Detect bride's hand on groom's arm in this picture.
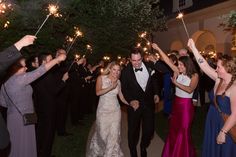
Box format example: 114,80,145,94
130,100,139,111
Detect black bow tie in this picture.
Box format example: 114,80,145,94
135,67,143,72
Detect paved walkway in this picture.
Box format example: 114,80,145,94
87,110,164,157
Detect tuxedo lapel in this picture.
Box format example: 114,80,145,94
128,65,145,92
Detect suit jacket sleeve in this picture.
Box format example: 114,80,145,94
0,45,21,74
151,72,162,97
120,68,134,104
0,113,10,149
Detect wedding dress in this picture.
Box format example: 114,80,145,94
87,75,124,157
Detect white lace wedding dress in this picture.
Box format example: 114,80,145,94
87,75,124,157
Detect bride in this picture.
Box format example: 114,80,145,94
87,61,128,157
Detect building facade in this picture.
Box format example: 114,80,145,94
155,0,236,55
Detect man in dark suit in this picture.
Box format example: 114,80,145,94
0,35,36,150
120,48,160,157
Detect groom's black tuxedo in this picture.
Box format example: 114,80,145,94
120,62,160,157
121,62,159,108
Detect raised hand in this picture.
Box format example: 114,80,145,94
76,58,84,65
151,43,160,51
14,35,37,51
187,39,196,50
110,80,118,90
56,53,66,62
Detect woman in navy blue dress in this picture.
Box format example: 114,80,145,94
188,39,236,157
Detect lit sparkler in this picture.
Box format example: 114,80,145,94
35,4,59,36
176,11,190,38
66,27,83,54
139,32,151,43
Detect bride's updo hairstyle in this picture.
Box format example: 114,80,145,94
101,61,120,75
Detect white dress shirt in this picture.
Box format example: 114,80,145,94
133,62,149,91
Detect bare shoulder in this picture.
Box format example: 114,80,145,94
229,81,236,98
230,81,236,92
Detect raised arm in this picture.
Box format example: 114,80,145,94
152,43,179,74
188,39,217,81
0,35,36,74
18,53,66,85
14,35,36,51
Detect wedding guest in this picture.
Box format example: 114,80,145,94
53,49,71,136
26,55,39,72
34,53,68,157
0,53,66,157
152,43,198,157
0,35,36,150
188,39,236,157
87,62,128,157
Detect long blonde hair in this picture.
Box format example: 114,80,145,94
101,61,120,75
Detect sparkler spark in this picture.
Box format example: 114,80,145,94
176,12,190,38
48,4,58,15
0,1,12,14
66,27,83,54
139,32,151,43
35,4,60,36
3,20,9,28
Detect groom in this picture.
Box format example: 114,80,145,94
120,48,160,157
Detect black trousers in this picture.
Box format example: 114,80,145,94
36,114,56,157
127,105,155,157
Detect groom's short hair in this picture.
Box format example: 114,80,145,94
130,47,143,57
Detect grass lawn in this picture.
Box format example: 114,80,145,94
52,114,95,157
155,105,208,156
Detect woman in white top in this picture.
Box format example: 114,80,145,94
152,43,199,157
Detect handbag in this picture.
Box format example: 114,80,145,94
3,84,37,125
214,79,236,143
22,113,38,125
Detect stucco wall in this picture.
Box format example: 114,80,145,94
153,0,236,55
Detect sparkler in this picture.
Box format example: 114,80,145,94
176,11,190,39
139,32,151,44
35,4,59,36
66,27,83,55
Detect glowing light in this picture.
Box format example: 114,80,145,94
176,13,183,19
35,4,60,36
0,1,12,15
136,43,141,47
48,4,59,15
66,27,83,54
176,12,190,38
139,31,151,43
3,20,10,28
